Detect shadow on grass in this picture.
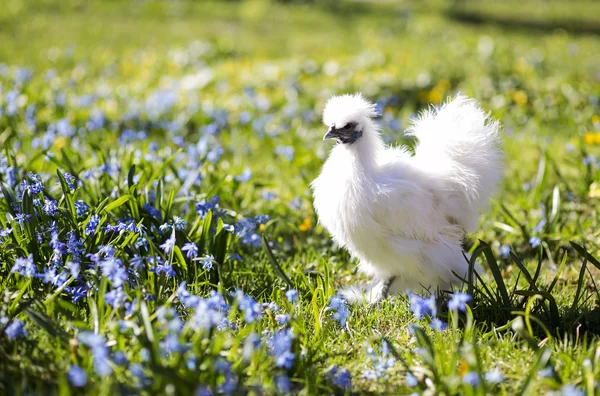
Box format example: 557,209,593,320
450,240,600,342
447,9,600,36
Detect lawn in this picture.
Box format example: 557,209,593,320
1,0,599,394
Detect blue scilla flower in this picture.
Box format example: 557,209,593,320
270,328,295,369
105,288,127,309
233,290,262,323
182,242,198,259
199,255,214,271
78,332,112,377
160,231,176,254
463,372,479,387
329,295,349,326
529,236,541,248
100,256,128,287
285,289,298,303
4,319,28,339
67,365,87,387
196,196,220,218
236,167,252,182
275,314,290,326
408,292,437,319
275,145,295,161
42,198,59,216
74,200,89,217
448,292,472,312
85,214,101,236
328,366,352,390
11,254,36,278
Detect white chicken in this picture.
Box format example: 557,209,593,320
311,93,503,303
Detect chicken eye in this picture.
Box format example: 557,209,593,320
342,123,353,130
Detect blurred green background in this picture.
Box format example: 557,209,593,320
2,0,600,65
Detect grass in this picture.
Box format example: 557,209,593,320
1,0,600,394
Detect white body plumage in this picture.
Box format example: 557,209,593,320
311,94,503,303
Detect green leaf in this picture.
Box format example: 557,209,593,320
479,240,511,307
128,164,137,189
24,306,71,347
262,235,293,289
570,241,600,271
102,194,134,213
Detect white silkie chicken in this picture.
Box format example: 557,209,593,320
311,93,503,303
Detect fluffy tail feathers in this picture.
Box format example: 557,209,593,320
407,95,504,232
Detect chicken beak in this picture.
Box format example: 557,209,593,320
323,127,335,141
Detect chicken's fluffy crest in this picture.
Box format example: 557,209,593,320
322,93,378,128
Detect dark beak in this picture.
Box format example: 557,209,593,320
323,127,337,141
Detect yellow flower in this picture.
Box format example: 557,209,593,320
589,182,600,198
595,133,600,144
458,359,469,376
513,91,528,106
584,132,595,144
54,136,66,150
592,115,600,125
428,89,443,104
299,217,312,232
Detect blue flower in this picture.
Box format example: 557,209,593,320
67,365,87,387
484,369,504,384
365,341,396,379
85,214,101,236
182,242,198,259
113,351,128,366
42,198,59,216
408,292,437,319
405,372,418,387
173,216,187,231
236,167,252,182
65,260,80,279
329,295,349,326
66,231,85,260
430,318,448,331
328,366,352,390
130,363,151,388
233,290,262,323
529,236,541,248
561,385,585,396
275,314,290,326
285,289,299,303
195,196,220,218
288,196,302,211
499,244,510,258
4,319,27,339
105,288,127,308
15,213,32,226
100,257,128,287
463,372,479,387
160,334,182,355
189,297,227,331
160,231,176,254
199,255,214,271
144,204,162,220
78,332,112,377
275,375,292,394
270,328,295,368
153,261,176,278
11,254,36,278
261,191,277,201
0,227,12,240
275,145,295,161
448,292,472,312
206,146,225,163
74,200,89,216
532,219,546,233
